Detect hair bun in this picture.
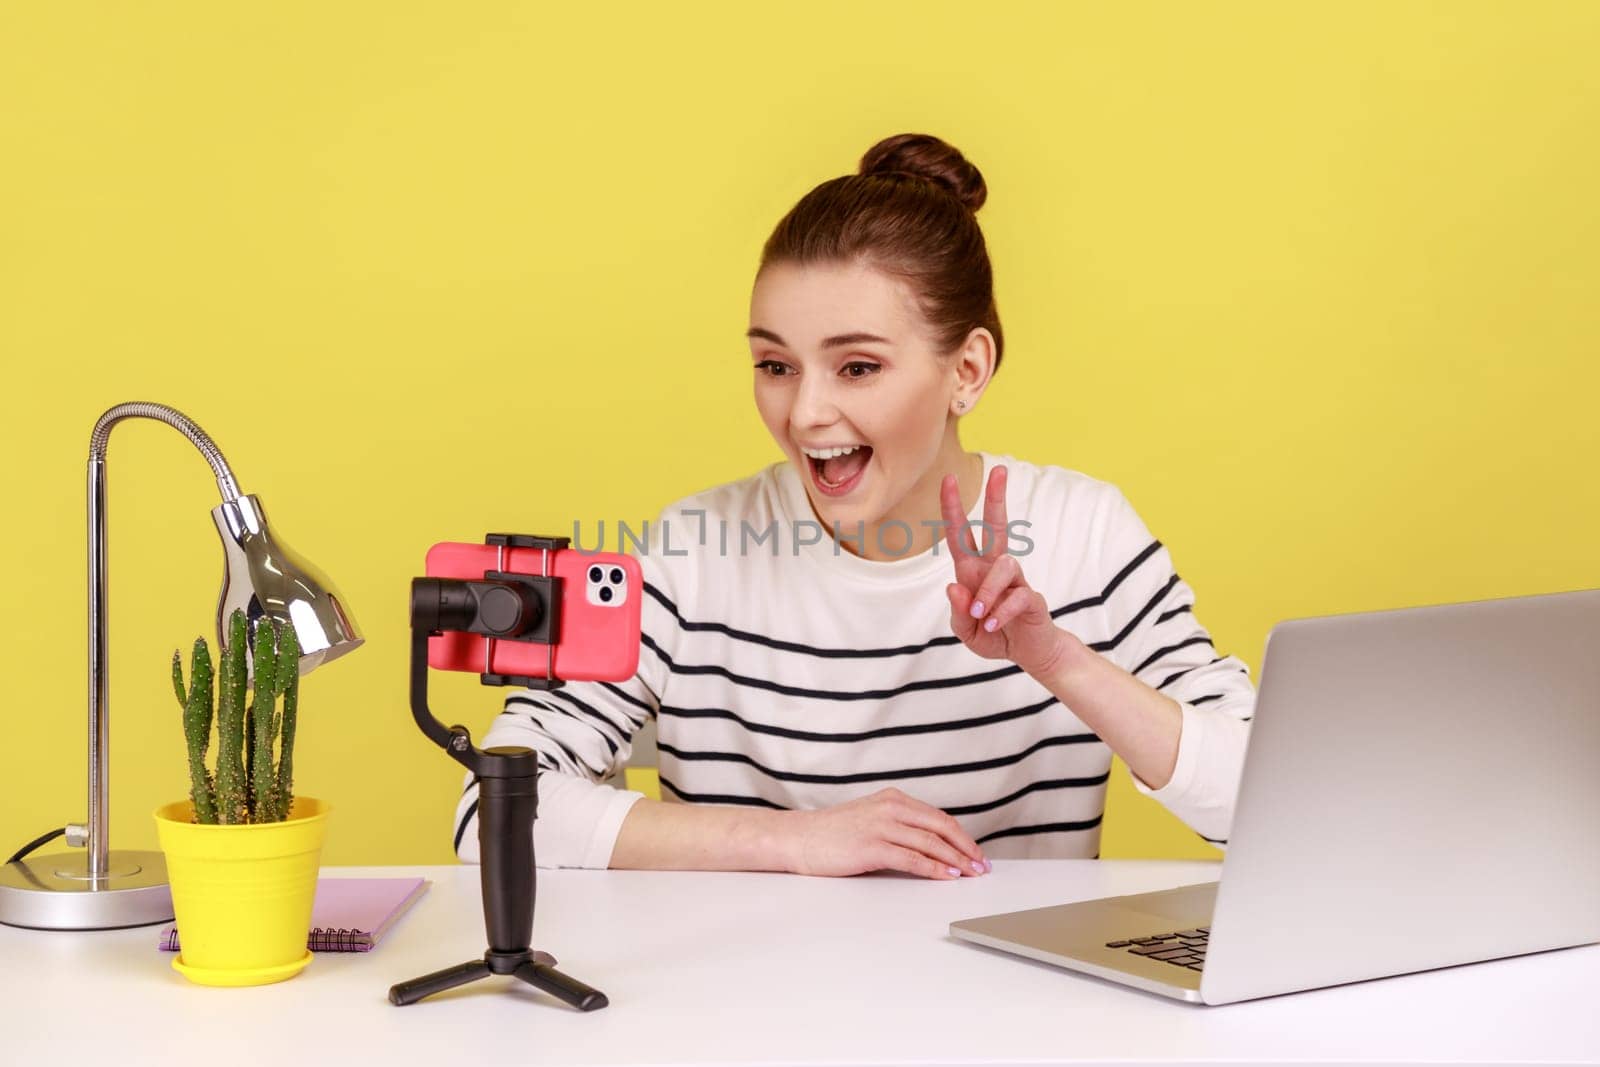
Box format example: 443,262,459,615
859,133,987,213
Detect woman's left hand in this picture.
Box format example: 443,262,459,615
942,464,1069,680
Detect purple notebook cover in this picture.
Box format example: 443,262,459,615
158,876,429,954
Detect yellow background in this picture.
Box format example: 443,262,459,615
2,2,1596,867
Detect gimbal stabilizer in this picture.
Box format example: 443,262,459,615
388,534,608,1011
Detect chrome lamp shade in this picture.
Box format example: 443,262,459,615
214,495,363,676
0,402,361,931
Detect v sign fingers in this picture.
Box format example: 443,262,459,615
979,463,1009,560
942,463,1069,680
939,471,980,562
940,467,1002,589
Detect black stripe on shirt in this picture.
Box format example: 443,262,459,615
657,774,788,809
1156,603,1194,625
1043,541,1165,623
509,695,623,758
513,690,638,752
1167,695,1252,727
650,625,1241,706
454,798,478,854
1093,571,1183,654
645,581,1091,659
597,679,658,719
640,544,1220,701
657,770,1111,818
976,815,1103,844
548,686,647,733
645,631,1028,701
944,771,1112,817
656,731,1103,787
1157,656,1226,690
642,539,1170,661
1176,693,1252,720
502,707,611,778
659,693,1061,744
1130,635,1216,678
1183,686,1251,711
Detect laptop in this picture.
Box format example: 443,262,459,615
950,587,1600,1005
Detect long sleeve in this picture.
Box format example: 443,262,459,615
1096,486,1257,848
451,511,682,869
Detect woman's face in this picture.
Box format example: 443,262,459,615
747,258,958,534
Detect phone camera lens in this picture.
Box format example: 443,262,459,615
609,568,623,583
589,566,602,582
599,586,613,603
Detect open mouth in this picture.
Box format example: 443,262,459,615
807,446,872,497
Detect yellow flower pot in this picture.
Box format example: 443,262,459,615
152,796,330,987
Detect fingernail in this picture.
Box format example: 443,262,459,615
983,858,993,873
983,617,998,632
970,860,984,874
970,601,985,618
946,866,962,878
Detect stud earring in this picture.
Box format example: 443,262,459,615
955,400,967,412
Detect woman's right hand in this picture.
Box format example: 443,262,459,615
782,787,991,879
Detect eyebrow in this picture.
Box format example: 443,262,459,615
746,328,892,349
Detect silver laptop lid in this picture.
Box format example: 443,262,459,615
1203,587,1600,1004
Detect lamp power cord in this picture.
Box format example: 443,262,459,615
7,827,69,865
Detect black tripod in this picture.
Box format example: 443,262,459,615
389,536,608,1010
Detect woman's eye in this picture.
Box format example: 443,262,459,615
753,360,878,380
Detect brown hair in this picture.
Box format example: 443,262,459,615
758,132,1004,375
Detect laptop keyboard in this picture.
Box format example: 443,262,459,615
1105,927,1208,970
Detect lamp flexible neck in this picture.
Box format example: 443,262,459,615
88,402,241,501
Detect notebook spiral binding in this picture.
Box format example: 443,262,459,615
162,925,376,952
310,927,371,952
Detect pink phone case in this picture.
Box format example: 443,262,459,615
424,541,642,684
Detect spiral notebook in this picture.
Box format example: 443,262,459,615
158,876,430,953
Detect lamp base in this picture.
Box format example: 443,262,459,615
0,849,173,930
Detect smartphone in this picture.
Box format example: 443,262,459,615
425,541,642,684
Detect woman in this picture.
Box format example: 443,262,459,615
453,133,1256,878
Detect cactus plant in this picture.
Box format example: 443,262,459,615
171,607,305,824
273,625,302,821
214,609,249,824
172,638,217,824
248,622,279,821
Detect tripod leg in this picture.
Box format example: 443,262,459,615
512,959,609,1012
389,959,492,1006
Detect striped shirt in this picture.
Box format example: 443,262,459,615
452,450,1257,868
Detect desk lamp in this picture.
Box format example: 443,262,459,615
0,401,363,931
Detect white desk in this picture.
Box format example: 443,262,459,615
6,859,1597,1066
